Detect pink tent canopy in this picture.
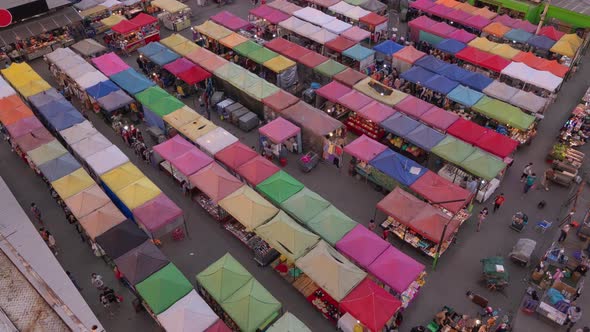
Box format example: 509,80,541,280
430,22,457,38
132,193,182,234
236,156,280,186
341,26,371,43
259,117,300,144
464,15,491,30
205,319,232,332
344,135,387,162
336,224,390,268
410,0,436,11
211,11,234,24
448,29,476,43
393,46,426,64
357,101,397,123
282,101,343,137
92,52,130,77
512,20,537,34
493,14,518,28
6,116,43,138
425,4,454,17
163,58,196,76
315,81,351,103
153,135,194,161
444,10,472,26
408,15,437,32
265,10,290,24
189,163,244,203
394,95,434,118
368,246,425,293
409,170,470,213
338,91,373,112
539,26,565,41
249,5,273,18
262,90,299,112
214,142,258,171
226,16,251,31
170,148,213,177
419,106,459,131
264,38,295,54
14,127,53,152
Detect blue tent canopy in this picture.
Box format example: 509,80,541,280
143,108,165,130
138,42,167,57
381,112,421,137
38,153,81,182
405,124,446,151
504,29,532,43
435,39,466,55
45,108,85,131
97,90,134,112
373,40,404,56
400,66,436,85
37,99,76,119
459,72,493,92
423,74,459,95
86,80,120,99
447,85,484,107
28,88,63,109
438,64,472,81
110,69,155,95
528,35,555,50
369,149,428,186
149,49,181,66
414,55,450,73
342,44,376,61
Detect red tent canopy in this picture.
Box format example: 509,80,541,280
112,20,139,34
394,95,434,118
280,43,313,62
377,187,425,226
315,81,351,103
455,46,493,67
132,193,182,235
479,54,510,72
333,68,367,88
410,0,436,11
447,118,487,144
359,12,387,27
163,58,196,76
539,26,565,41
298,51,328,67
340,279,402,332
409,170,471,214
130,13,157,27
265,10,289,24
236,156,280,186
249,4,273,18
262,90,299,112
475,130,518,159
411,207,458,243
259,117,300,144
344,135,387,162
214,142,258,171
325,36,356,53
177,66,212,85
264,38,294,53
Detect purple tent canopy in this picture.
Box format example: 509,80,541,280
336,225,389,268
368,246,425,293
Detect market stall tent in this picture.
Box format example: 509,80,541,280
196,253,253,302
376,187,425,226
369,149,428,186
435,39,467,55
324,20,353,35
133,193,183,238
14,127,54,152
447,118,487,145
336,225,389,268
447,85,484,107
344,135,387,162
154,135,194,161
411,207,459,243
113,240,169,285
475,130,518,159
71,38,107,57
79,202,127,240
394,95,434,118
206,319,232,332
170,149,213,178
409,170,470,214
161,33,189,49
189,163,243,203
215,142,258,171
256,171,304,205
236,156,281,186
459,149,506,181
6,116,43,139
163,106,201,130
110,69,155,95
92,52,131,76
100,162,144,192
163,58,197,76
280,188,331,224
295,240,367,301
373,40,404,57
115,176,162,210
314,59,348,78
431,136,475,165
405,124,447,151
267,312,311,332
218,186,279,231
281,101,343,137
482,81,519,103
305,205,357,246
157,290,218,332
508,90,547,114
264,38,295,54
64,184,110,220
262,90,299,113
51,168,95,199
38,154,82,182
315,81,352,104
0,98,33,126
353,77,408,107
27,140,67,166
196,127,239,156
97,90,134,113
95,219,148,259
368,246,426,294
297,52,328,68
527,35,556,51
85,145,130,175
259,117,301,144
356,100,397,124
135,263,193,315
178,117,217,144
381,113,421,137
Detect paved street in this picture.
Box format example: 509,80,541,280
1,1,589,331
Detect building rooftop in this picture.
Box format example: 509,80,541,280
550,0,590,16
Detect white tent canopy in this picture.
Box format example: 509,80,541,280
344,6,371,21
309,29,338,45
293,22,322,38
324,19,352,35
157,290,219,332
0,77,16,98
295,241,366,301
501,62,561,92
71,132,113,158
294,7,335,26
64,63,98,79
482,81,519,103
267,312,311,332
85,145,129,175
196,127,238,156
60,121,99,145
508,90,547,113
45,47,77,64
278,17,306,31
53,55,87,72
75,71,109,90
329,2,355,15
101,0,122,8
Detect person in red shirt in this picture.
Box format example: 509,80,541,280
382,226,391,240
493,193,505,213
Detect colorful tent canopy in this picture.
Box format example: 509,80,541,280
6,116,43,138
256,171,304,205
64,184,110,220
236,156,280,186
482,81,519,103
214,142,257,171
304,205,357,246
475,130,518,159
448,29,476,43
394,95,434,118
135,263,193,315
97,90,134,112
38,100,85,131
282,101,343,137
338,91,373,112
264,38,295,54
185,47,215,65
163,106,201,130
169,147,213,178
71,38,107,56
50,167,95,199
483,22,511,37
133,192,183,236
340,26,371,42
100,162,144,193
150,49,181,66
399,66,436,85
459,149,506,180
297,51,328,67
161,33,189,49
333,68,367,88
409,170,470,214
92,52,130,76
196,253,252,302
509,90,547,114
267,312,310,332
423,74,460,94
373,40,404,56
309,29,338,45
278,16,306,32
539,26,565,41
325,36,356,53
356,101,397,124
163,58,196,76
342,44,375,61
262,90,299,112
255,210,320,261
189,163,243,202
528,35,556,50
323,19,352,35
360,11,387,26
336,225,389,267
263,56,296,73
79,202,126,240
196,127,238,156
368,245,425,294
447,85,484,107
458,72,493,91
115,177,162,210
157,290,218,332
38,153,81,182
489,43,521,60
112,19,139,34
14,127,53,152
435,38,466,55
136,86,184,117
247,47,279,65
178,117,217,142
431,136,475,165
410,0,435,11
353,77,407,107
315,81,351,104
406,124,446,151
95,219,148,259
218,186,279,231
376,187,423,226
154,135,194,161
27,140,67,166
340,279,402,332
370,149,427,186
110,69,155,95
472,96,535,130
195,21,233,40
381,113,420,137
504,29,532,43
280,187,331,224
344,135,387,162
234,40,263,57
244,79,280,101
85,145,129,175
294,6,335,26
314,59,347,78
259,117,300,144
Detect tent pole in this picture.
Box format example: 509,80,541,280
183,214,190,239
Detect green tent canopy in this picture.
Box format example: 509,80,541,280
459,149,506,180
234,40,263,57
256,171,304,205
214,62,246,81
220,278,282,332
305,205,357,246
135,263,193,314
135,86,184,117
267,312,311,332
228,70,261,91
247,47,278,65
313,59,347,78
244,79,280,101
280,187,331,223
472,96,534,131
431,136,476,165
196,253,253,302
419,30,444,46
135,86,170,106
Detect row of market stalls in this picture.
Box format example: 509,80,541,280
0,67,233,332
105,13,161,53
410,0,585,62
75,0,136,35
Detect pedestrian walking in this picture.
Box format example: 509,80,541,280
523,173,537,193
91,273,104,290
67,271,83,291
566,306,582,332
181,180,190,196
30,202,42,224
558,223,572,242
368,219,376,231
520,162,533,182
493,193,505,213
39,228,57,255
476,207,488,232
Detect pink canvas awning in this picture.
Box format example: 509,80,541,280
214,142,258,171
357,101,397,124
341,26,371,43
133,193,182,234
153,135,194,161
376,187,425,226
338,91,373,112
236,156,280,186
259,117,300,144
512,20,537,33
163,58,196,76
297,51,327,67
249,5,273,18
92,52,130,76
261,90,299,112
6,116,43,138
393,46,426,64
344,135,387,162
368,246,425,293
170,148,213,177
409,170,470,213
410,0,436,11
282,101,343,137
464,15,491,30
419,106,459,131
444,10,472,26
430,22,457,38
264,38,295,54
336,224,389,268
425,4,453,17
448,29,476,43
394,95,434,118
189,163,244,203
315,81,351,103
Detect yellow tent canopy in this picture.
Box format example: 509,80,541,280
163,106,202,130
1,62,34,81
80,5,107,18
263,55,296,73
51,168,95,199
468,37,499,52
472,7,497,20
27,140,67,166
115,176,162,210
560,33,582,49
171,41,200,56
101,14,126,27
17,80,52,98
551,34,583,58
353,77,407,107
219,186,279,231
179,117,216,142
152,0,188,13
219,33,249,49
489,44,521,60
194,20,232,41
185,47,216,65
161,34,190,49
100,162,145,192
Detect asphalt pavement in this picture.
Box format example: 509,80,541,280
0,1,589,331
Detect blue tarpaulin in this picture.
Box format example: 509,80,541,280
381,112,421,137
110,69,155,95
423,75,459,95
38,101,85,131
86,80,120,99
414,55,450,73
527,35,556,50
435,39,466,55
438,64,472,82
369,149,428,186
143,108,165,130
447,85,484,107
504,29,532,43
400,66,436,84
38,153,81,182
459,72,493,92
28,88,63,109
373,40,404,56
149,49,181,66
342,44,376,61
138,42,167,57
405,124,446,151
